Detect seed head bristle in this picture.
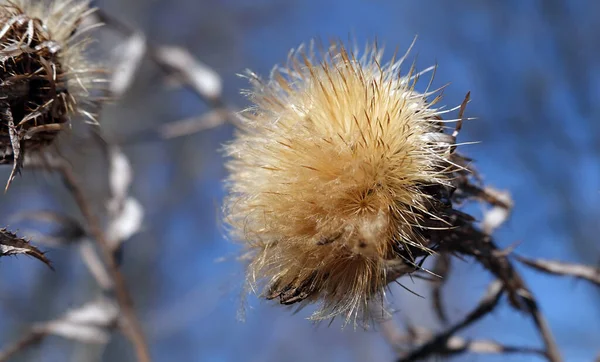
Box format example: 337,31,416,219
0,0,102,190
225,40,467,325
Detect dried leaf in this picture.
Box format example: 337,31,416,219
106,197,143,247
110,32,146,97
107,146,132,207
481,188,513,234
35,298,119,344
0,228,52,269
154,46,222,101
105,146,144,250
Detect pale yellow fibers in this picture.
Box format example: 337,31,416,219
225,41,459,323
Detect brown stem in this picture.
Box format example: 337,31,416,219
0,330,45,362
58,162,151,362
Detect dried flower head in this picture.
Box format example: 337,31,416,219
0,0,100,189
225,40,468,324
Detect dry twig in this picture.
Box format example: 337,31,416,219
516,255,600,286
53,156,150,362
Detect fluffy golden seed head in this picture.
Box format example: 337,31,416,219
0,0,100,187
225,41,463,324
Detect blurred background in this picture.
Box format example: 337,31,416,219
0,0,598,361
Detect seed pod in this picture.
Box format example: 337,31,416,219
224,40,469,325
0,0,100,189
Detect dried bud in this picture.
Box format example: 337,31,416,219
0,0,100,189
224,40,468,324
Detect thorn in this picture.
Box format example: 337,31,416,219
494,240,522,258
1,101,23,192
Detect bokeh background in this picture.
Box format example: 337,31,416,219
0,0,598,361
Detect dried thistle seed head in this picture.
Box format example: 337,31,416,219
0,0,100,189
224,40,466,324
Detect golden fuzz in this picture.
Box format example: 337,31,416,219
0,0,100,188
225,41,463,324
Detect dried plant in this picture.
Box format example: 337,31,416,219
222,37,600,361
0,0,100,190
223,40,474,324
0,2,152,361
0,2,596,361
0,6,236,359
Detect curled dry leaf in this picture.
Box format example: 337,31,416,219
0,227,52,268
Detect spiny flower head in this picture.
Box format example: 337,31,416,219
0,0,101,189
225,40,466,324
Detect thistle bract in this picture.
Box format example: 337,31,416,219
0,0,99,189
